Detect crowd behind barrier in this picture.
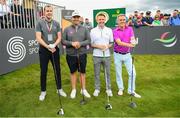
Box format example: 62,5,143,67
126,9,180,27
0,0,64,29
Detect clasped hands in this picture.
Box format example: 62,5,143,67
48,44,56,53
72,41,81,49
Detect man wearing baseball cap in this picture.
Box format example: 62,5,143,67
62,11,91,99
142,11,154,26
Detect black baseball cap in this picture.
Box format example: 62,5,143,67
146,11,151,15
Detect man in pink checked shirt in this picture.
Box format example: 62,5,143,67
113,14,141,98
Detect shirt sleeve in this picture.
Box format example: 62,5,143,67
113,29,119,41
80,28,91,46
62,28,72,46
56,22,61,32
35,21,41,32
130,27,135,37
109,29,114,43
90,29,95,44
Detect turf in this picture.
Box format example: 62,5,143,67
0,55,180,117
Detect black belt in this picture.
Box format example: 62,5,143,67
114,51,129,55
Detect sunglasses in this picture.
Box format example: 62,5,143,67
119,19,126,21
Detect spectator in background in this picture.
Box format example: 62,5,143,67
133,11,138,19
169,9,180,26
140,12,144,19
134,16,143,28
0,0,11,28
80,16,84,26
161,14,170,26
83,18,92,31
152,15,163,26
127,14,134,26
142,11,153,26
155,10,163,20
11,0,24,28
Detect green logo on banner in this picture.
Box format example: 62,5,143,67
154,32,177,47
93,8,126,28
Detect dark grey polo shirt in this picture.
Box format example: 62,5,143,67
62,25,91,56
36,19,61,45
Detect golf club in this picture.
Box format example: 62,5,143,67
76,49,87,105
103,51,112,110
129,38,138,108
51,53,65,115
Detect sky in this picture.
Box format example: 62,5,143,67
40,0,180,21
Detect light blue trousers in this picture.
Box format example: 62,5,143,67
114,52,136,93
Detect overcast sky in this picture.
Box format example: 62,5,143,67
40,0,180,21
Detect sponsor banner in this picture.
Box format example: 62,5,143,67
133,26,180,54
61,10,74,31
0,27,179,75
0,29,39,75
93,8,126,28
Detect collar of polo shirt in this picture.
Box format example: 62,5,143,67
117,25,128,31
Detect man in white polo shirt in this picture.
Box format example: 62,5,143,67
90,13,114,97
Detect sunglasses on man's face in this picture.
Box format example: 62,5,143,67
73,16,80,18
119,19,126,21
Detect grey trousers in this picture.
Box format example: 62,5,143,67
93,56,111,90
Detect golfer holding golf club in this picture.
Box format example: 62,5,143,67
36,5,67,101
62,11,91,99
90,13,114,97
113,14,141,98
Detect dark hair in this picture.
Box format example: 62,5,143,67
174,9,178,12
44,5,52,11
164,13,169,16
146,11,151,15
134,11,138,13
97,13,106,18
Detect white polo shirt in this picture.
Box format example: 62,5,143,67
90,26,114,57
0,4,10,16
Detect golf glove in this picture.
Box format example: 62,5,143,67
48,44,56,49
130,38,138,45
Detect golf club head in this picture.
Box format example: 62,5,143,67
80,99,87,105
129,102,137,108
105,103,112,110
57,108,64,116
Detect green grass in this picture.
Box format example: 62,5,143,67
0,55,180,117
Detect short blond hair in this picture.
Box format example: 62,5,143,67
117,14,126,19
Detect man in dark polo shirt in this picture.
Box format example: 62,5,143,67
142,11,154,26
62,11,91,99
36,5,67,101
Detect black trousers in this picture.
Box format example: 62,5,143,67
39,46,61,91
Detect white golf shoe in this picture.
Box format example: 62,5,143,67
81,89,91,98
106,90,113,97
118,90,123,96
93,89,100,97
128,92,141,98
57,89,67,97
70,89,76,99
39,91,46,101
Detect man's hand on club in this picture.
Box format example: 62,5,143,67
130,38,138,47
72,41,81,49
101,44,109,51
48,44,56,53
